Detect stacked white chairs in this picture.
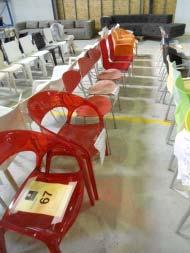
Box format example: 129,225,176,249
43,28,67,60
50,23,75,54
19,35,55,77
2,40,47,83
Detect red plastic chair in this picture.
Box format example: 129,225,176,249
87,47,122,83
78,55,120,96
27,91,107,202
99,38,131,72
0,130,85,253
62,69,117,128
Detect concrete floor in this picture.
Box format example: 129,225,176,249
1,37,190,252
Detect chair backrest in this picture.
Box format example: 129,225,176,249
0,130,63,171
62,69,81,93
173,68,190,131
173,68,187,105
111,29,120,43
50,23,65,42
32,32,46,50
0,105,26,132
2,40,23,63
78,55,94,78
185,108,190,131
43,28,54,45
19,35,38,56
99,38,110,69
166,55,177,94
107,34,115,61
0,105,27,174
98,26,109,38
0,49,7,69
163,44,182,72
175,96,190,132
27,91,103,126
88,47,101,65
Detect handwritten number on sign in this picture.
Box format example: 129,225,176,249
40,191,52,204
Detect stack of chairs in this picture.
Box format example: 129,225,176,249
156,28,190,236
0,25,137,253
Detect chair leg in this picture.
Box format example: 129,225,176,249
0,197,8,209
46,242,62,253
162,89,168,104
170,167,178,189
118,95,121,111
0,227,6,253
166,121,175,145
111,109,117,129
4,169,18,191
86,157,99,200
176,204,190,234
58,46,65,64
164,96,173,121
168,154,175,172
77,155,94,205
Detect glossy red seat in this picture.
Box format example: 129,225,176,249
27,91,107,202
108,34,134,62
0,130,85,253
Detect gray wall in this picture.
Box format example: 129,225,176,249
0,1,14,25
11,0,54,22
175,0,190,34
2,0,55,24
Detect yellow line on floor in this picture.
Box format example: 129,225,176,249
52,110,171,127
105,115,171,126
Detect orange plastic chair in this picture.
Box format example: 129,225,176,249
111,28,137,55
111,30,135,56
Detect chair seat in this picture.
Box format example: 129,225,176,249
0,64,23,73
64,35,74,41
0,72,8,79
89,80,116,94
31,50,50,57
58,123,102,156
1,170,84,239
17,57,38,65
98,69,122,80
76,95,112,117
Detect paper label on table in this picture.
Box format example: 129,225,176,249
13,179,76,218
94,128,106,165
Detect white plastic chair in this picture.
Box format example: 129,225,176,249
2,40,46,83
0,49,29,93
43,28,67,58
50,23,75,54
19,35,55,77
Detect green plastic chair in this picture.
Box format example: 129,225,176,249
174,72,190,132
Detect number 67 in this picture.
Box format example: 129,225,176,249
40,191,52,204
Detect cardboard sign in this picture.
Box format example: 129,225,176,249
13,179,76,218
94,128,106,165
